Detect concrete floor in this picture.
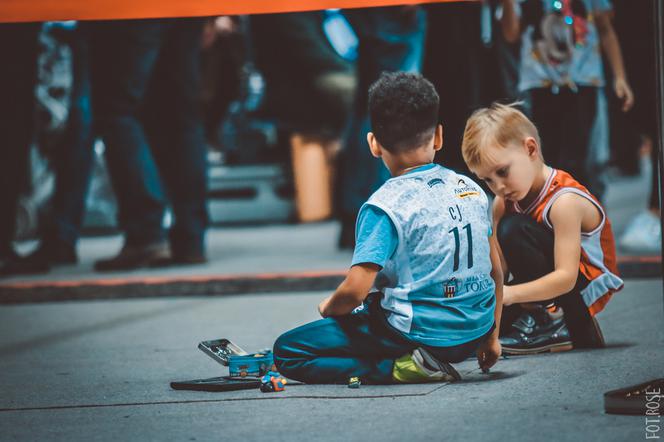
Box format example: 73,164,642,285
0,279,662,441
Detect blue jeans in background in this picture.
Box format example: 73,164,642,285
44,25,96,249
89,19,208,255
0,23,40,256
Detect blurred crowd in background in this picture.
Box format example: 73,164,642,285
0,0,659,277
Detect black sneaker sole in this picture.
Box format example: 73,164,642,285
502,341,574,355
417,347,462,381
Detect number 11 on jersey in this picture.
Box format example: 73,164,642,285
449,223,473,272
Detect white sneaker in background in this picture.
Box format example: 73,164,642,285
619,211,662,254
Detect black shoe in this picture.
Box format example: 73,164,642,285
0,248,22,277
500,307,573,355
94,242,170,272
5,239,78,275
151,251,207,267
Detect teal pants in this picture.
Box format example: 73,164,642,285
273,294,490,384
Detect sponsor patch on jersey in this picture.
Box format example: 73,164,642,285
455,179,480,198
427,178,444,188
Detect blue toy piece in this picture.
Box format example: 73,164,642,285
260,371,287,393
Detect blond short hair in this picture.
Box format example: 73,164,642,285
461,102,541,167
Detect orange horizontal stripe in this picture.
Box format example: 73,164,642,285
0,0,476,24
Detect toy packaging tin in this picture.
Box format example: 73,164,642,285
228,352,276,378
198,338,249,366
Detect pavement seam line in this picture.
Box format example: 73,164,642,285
0,383,457,413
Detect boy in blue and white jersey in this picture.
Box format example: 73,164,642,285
273,72,503,384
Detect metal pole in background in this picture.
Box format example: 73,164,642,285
656,0,664,314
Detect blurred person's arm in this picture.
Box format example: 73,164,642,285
595,10,634,112
500,0,520,43
318,264,379,317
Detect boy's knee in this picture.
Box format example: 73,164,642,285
272,330,298,374
272,332,288,359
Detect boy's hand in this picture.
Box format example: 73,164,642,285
476,335,501,372
614,77,634,112
318,296,331,318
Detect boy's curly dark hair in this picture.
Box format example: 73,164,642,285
368,71,439,153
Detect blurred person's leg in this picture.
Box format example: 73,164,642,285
648,137,660,212
530,88,565,170
14,25,97,274
89,20,170,270
586,88,610,201
251,12,355,223
143,18,208,262
610,0,655,177
423,2,485,174
613,0,661,254
530,87,597,190
0,23,40,269
337,6,426,249
619,135,662,254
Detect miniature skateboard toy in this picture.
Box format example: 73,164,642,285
171,376,262,392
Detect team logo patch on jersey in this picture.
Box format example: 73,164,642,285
443,278,459,298
455,179,480,198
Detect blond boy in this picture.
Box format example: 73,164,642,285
462,103,623,354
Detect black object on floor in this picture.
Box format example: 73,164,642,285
604,378,664,415
170,376,262,392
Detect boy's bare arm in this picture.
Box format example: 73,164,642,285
595,10,634,112
477,234,504,371
318,263,380,317
492,197,509,278
489,235,504,334
502,193,585,305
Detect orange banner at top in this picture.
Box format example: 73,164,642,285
0,0,475,23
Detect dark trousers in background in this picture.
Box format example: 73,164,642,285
337,7,427,221
424,1,501,175
497,213,596,347
530,87,597,194
44,25,96,248
0,23,41,255
89,19,208,255
273,294,489,384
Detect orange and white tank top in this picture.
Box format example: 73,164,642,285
506,168,623,316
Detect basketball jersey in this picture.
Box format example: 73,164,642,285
505,168,623,315
363,164,495,347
